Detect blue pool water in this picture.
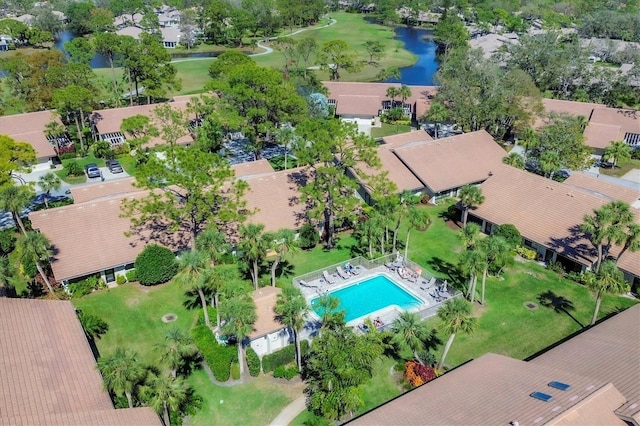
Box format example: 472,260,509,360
310,274,422,322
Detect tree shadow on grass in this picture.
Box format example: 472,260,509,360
537,290,585,328
428,256,465,288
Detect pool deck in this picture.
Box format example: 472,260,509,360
296,262,457,331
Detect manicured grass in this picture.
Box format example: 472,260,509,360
187,370,304,426
72,281,198,365
371,123,414,139
599,158,640,178
116,154,137,176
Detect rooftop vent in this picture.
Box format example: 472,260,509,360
548,381,571,391
530,391,553,402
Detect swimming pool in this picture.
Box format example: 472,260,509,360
310,274,423,322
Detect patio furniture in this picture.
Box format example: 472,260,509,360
351,265,361,275
299,280,316,289
337,266,350,279
323,270,336,285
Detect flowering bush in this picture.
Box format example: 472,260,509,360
404,360,437,387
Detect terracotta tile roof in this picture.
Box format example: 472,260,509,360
381,129,433,147
91,101,193,147
352,353,615,425
29,192,188,281
249,286,285,339
563,172,640,205
392,130,506,193
231,159,275,178
70,177,140,204
590,107,640,133
0,298,160,425
323,82,437,118
473,165,608,265
0,110,60,160
532,304,640,423
243,167,311,232
584,122,624,149
542,99,601,119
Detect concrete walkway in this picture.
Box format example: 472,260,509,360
269,396,306,426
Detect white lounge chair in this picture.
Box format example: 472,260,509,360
323,270,336,284
336,266,350,279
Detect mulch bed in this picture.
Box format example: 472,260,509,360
445,219,462,231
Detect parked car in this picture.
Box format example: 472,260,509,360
106,160,123,174
85,163,101,179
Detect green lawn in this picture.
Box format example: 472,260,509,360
599,158,640,178
371,123,414,139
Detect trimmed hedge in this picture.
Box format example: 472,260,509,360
273,365,299,380
262,340,309,373
191,325,236,382
246,347,261,377
197,306,217,326
231,362,240,380
134,244,178,285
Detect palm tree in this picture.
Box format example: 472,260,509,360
581,201,632,273
436,298,477,370
238,223,269,290
424,101,449,139
404,206,431,259
459,248,485,303
77,310,109,343
458,185,484,226
586,261,629,326
398,84,412,110
276,126,296,170
478,235,511,305
203,265,235,331
603,141,631,168
391,311,431,365
274,286,309,372
195,227,230,265
38,172,62,208
386,86,400,107
269,228,298,287
458,223,481,250
97,348,146,408
44,120,66,153
502,152,525,169
174,250,212,327
0,184,34,235
221,297,256,379
0,255,15,295
142,373,188,426
539,150,562,179
617,223,640,261
19,231,55,294
517,127,538,161
157,328,198,378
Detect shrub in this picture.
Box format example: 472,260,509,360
494,224,522,248
273,365,299,380
404,360,436,387
94,140,114,159
191,325,236,382
546,260,565,274
0,230,16,255
125,269,137,282
134,244,178,285
116,275,127,285
246,347,261,376
22,260,37,278
298,224,319,250
58,152,77,160
262,340,309,373
516,246,537,260
67,276,104,298
63,159,84,176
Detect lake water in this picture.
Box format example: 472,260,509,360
384,26,439,86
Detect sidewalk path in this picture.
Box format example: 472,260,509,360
269,396,306,426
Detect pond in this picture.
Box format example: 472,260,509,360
384,26,439,86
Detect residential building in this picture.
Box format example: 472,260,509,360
0,110,70,168
354,130,506,203
249,286,291,358
351,304,640,425
322,82,437,123
0,298,160,425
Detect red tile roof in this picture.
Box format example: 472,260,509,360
563,172,640,205
243,167,311,232
231,159,275,177
70,177,140,204
323,82,437,118
392,130,506,193
249,286,285,339
0,298,160,425
0,110,60,160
